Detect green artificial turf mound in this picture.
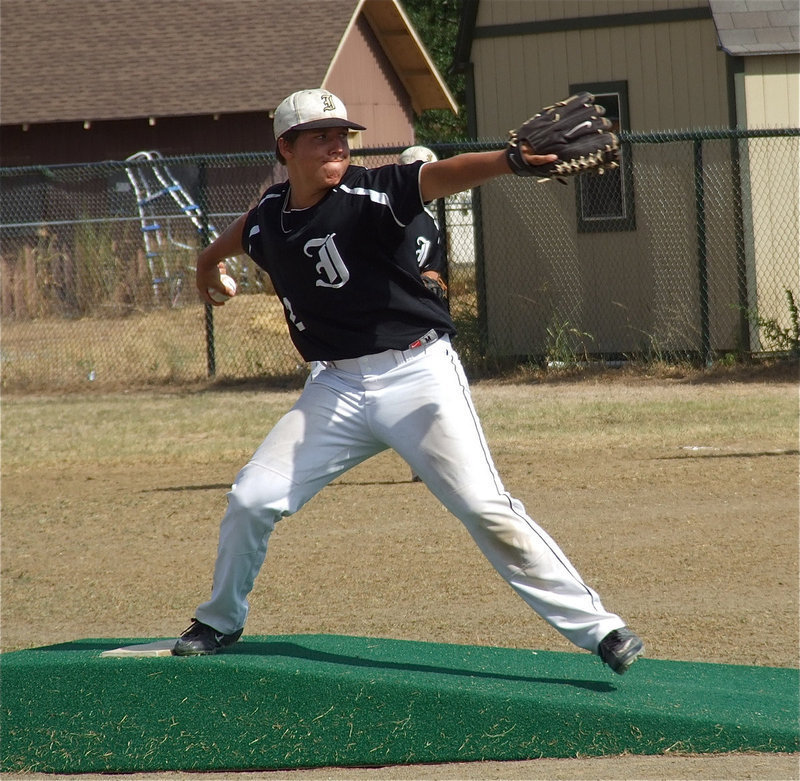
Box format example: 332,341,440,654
2,634,797,773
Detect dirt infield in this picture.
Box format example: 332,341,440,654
2,366,798,779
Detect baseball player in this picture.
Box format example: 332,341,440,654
175,89,643,674
398,144,448,302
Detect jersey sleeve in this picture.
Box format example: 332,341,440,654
355,161,427,228
242,185,282,266
242,208,261,264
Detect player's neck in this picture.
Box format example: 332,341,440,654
286,183,328,210
282,187,312,213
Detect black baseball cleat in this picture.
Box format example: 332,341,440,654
172,619,243,656
599,627,644,674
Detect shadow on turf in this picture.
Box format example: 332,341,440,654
657,448,799,460
35,638,615,692
234,640,616,692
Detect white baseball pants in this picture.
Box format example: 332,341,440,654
194,336,626,653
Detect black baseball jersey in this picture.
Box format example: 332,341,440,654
242,161,456,361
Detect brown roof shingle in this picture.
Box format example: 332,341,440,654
0,0,358,124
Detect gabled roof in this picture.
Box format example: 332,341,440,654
359,0,455,116
709,0,800,55
0,0,457,126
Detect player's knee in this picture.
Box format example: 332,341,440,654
454,491,531,536
226,464,293,530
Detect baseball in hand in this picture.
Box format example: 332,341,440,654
208,274,237,302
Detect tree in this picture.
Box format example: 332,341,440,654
400,0,467,143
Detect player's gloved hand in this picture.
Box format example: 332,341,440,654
422,273,448,301
506,92,619,181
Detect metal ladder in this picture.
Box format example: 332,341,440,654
124,150,218,304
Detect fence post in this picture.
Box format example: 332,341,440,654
472,186,488,356
197,159,216,377
729,134,751,354
693,139,712,366
436,196,449,286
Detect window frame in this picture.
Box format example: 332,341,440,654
569,80,636,233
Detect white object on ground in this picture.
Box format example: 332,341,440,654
100,639,178,657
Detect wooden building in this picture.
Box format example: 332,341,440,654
455,0,799,357
0,0,457,167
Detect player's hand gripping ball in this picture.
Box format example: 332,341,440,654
208,274,237,303
506,92,619,180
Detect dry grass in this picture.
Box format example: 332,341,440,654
3,292,796,395
0,294,305,393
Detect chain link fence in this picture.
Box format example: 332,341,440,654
1,129,797,392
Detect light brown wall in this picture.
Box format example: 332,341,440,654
739,55,800,348
743,54,800,129
472,1,728,137
327,15,415,148
470,1,741,356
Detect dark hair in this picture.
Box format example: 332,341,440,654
275,130,300,165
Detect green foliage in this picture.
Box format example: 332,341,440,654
745,288,800,356
72,220,121,312
399,0,468,142
450,309,484,372
787,289,800,352
545,317,595,367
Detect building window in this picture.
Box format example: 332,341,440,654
570,81,635,232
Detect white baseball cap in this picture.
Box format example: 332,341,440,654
399,145,438,164
273,89,366,140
